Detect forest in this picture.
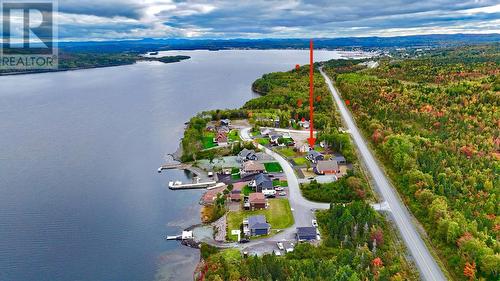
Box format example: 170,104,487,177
327,44,499,281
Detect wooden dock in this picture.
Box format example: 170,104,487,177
158,163,191,173
168,180,217,190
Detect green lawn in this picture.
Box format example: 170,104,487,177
272,179,288,187
242,185,253,196
226,199,294,241
293,157,308,166
276,147,296,157
228,130,241,142
255,138,270,145
202,131,217,149
264,162,283,173
231,168,241,180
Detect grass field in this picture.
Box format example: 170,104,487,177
255,138,270,145
264,162,283,173
228,130,241,142
292,157,308,166
226,199,294,241
242,185,253,196
202,131,217,149
276,147,296,157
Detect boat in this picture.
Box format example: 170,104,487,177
168,181,183,188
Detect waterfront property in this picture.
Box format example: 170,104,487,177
243,215,270,236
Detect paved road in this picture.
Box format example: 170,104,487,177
320,67,446,281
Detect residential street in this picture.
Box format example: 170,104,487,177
319,67,447,281
236,128,329,252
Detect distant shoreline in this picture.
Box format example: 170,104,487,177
0,55,190,77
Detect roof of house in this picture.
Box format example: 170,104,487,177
247,215,270,230
220,119,230,124
249,192,266,204
243,161,265,172
297,227,317,238
254,173,273,189
334,155,347,162
216,132,228,142
229,193,241,200
239,148,256,158
307,150,323,158
202,186,226,204
316,160,339,172
231,181,247,193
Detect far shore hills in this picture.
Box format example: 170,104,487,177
0,54,190,76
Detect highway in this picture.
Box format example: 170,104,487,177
319,67,447,281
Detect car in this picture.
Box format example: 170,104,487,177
276,242,284,250
316,234,321,241
274,186,284,191
274,250,282,256
278,191,286,196
312,219,318,227
239,238,250,243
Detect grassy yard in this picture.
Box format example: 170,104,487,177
292,157,308,166
231,167,241,180
276,147,296,157
255,138,270,145
226,199,294,241
264,162,283,173
202,131,217,149
242,185,253,195
228,130,241,142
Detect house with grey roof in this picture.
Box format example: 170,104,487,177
238,148,258,162
250,173,274,193
306,150,324,163
243,215,270,236
296,227,317,242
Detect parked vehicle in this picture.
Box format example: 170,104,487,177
239,238,250,243
278,191,286,196
277,242,284,250
274,250,282,256
312,219,318,227
274,186,284,191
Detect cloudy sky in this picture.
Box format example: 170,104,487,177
52,0,500,40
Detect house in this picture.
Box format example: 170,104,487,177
217,126,230,133
201,186,226,205
243,215,270,236
220,119,231,126
238,148,258,162
250,173,274,193
260,128,272,136
249,193,267,210
228,182,246,202
298,120,310,129
215,132,228,146
241,161,265,175
296,227,317,242
334,155,347,165
306,150,324,163
269,133,283,145
314,160,340,175
298,144,310,153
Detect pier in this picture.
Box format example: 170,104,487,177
157,163,191,173
168,179,217,190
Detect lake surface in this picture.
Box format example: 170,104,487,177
0,50,360,281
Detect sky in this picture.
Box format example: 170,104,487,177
7,0,500,41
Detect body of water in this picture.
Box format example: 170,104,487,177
0,50,356,281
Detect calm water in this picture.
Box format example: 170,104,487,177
0,50,352,281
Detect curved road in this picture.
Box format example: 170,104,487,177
319,67,446,281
